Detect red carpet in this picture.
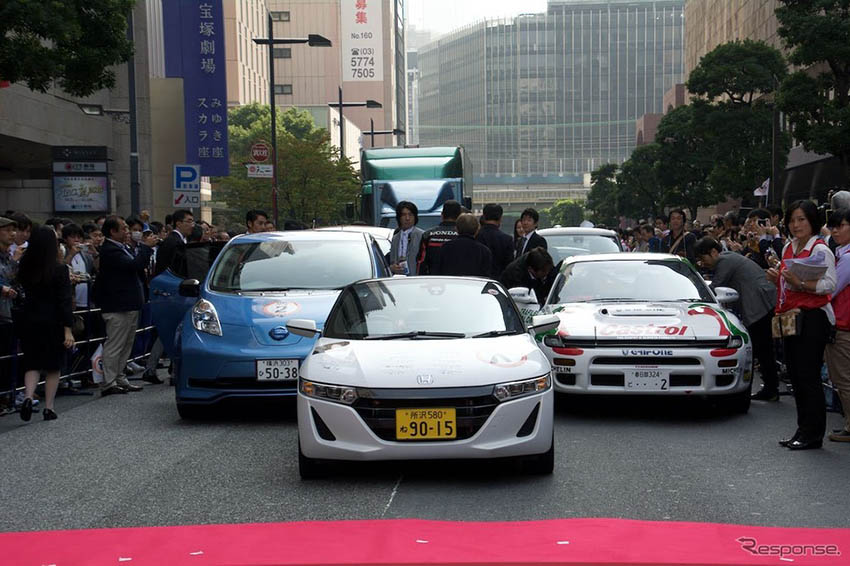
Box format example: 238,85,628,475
2,518,846,565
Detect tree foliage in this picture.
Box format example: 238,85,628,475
586,163,620,225
0,0,136,97
616,143,666,220
213,104,360,228
687,39,787,104
545,199,585,227
776,0,850,183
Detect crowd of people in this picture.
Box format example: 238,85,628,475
2,195,848,450
0,207,289,421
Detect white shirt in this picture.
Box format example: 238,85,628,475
398,227,414,259
70,253,89,307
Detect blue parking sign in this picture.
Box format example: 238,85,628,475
174,164,201,191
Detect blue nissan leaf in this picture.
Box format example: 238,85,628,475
150,230,390,419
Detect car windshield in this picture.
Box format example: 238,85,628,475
209,239,373,292
549,259,714,304
324,278,526,339
543,234,621,265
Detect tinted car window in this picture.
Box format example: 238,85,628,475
209,239,373,292
325,279,525,339
549,259,714,304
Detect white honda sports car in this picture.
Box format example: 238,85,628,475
287,277,560,478
512,254,753,413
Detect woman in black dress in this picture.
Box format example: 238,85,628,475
16,227,75,421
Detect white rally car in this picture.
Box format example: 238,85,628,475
287,277,560,478
512,254,753,413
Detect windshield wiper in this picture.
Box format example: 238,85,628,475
242,287,293,292
363,331,466,340
471,330,522,338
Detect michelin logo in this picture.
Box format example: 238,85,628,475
621,349,674,356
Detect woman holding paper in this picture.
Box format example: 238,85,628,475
766,200,836,450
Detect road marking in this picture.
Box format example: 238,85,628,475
381,475,403,518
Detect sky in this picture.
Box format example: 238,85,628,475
407,0,549,36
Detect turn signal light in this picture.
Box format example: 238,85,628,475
553,358,576,367
718,359,738,367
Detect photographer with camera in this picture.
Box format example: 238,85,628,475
61,224,96,311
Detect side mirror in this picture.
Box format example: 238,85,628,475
529,314,560,334
509,287,538,306
714,286,739,305
287,318,320,338
178,279,201,297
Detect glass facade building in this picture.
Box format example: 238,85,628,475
418,0,685,181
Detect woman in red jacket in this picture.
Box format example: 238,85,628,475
766,200,836,450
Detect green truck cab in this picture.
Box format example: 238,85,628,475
360,146,473,229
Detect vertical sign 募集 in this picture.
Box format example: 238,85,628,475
341,0,383,82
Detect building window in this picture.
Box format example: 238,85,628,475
271,11,290,21
274,84,293,95
273,47,292,59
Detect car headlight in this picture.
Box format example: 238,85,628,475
727,335,744,349
493,373,551,402
191,299,222,336
300,380,358,405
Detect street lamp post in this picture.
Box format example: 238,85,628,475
253,20,331,228
328,86,382,159
368,118,405,147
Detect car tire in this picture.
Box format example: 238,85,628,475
176,402,208,420
298,440,327,480
722,384,752,415
523,434,555,475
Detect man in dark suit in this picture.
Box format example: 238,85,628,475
96,215,157,395
438,214,492,277
515,207,547,258
476,203,514,279
501,247,557,306
154,209,194,277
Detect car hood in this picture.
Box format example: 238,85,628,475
203,290,340,346
540,301,748,342
302,335,550,388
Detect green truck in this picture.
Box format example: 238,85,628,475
360,146,473,229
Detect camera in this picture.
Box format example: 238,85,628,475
757,219,768,227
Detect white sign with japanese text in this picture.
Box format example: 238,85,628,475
341,0,383,82
246,164,274,178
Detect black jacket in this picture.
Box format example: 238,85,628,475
515,230,547,258
418,221,458,275
476,223,514,279
660,230,697,264
20,265,74,329
154,231,186,277
500,253,557,306
95,239,154,313
438,235,493,277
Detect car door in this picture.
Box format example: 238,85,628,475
150,241,225,357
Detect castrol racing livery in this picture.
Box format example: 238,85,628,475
513,254,753,413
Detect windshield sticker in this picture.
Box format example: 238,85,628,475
598,324,689,337
258,301,301,318
476,351,528,368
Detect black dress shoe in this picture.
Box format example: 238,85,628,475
43,409,58,421
778,432,801,447
141,370,164,385
787,438,823,450
121,383,143,392
752,388,779,401
19,397,32,422
101,385,129,397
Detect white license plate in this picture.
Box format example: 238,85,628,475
625,368,669,391
256,359,299,381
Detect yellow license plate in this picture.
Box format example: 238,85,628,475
396,408,457,440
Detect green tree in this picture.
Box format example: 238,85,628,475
586,163,619,225
545,199,585,227
213,104,360,228
616,143,667,220
0,0,135,97
776,0,850,184
686,40,789,203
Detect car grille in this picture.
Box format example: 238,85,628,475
352,385,498,442
188,378,298,390
594,356,701,366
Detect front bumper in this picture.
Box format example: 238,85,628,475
298,388,554,461
176,325,313,404
545,344,752,395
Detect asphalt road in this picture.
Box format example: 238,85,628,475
1,372,848,533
